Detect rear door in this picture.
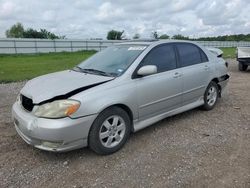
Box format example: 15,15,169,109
134,44,183,121
175,43,211,105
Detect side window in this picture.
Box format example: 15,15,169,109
140,44,177,73
200,49,208,62
176,43,203,67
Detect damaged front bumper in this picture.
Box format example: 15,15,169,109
12,102,97,152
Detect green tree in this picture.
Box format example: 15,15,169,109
23,28,44,38
40,29,59,39
107,30,124,40
133,33,140,39
5,22,25,38
172,34,189,40
195,34,250,41
152,31,158,39
23,28,65,39
159,34,170,39
6,23,65,39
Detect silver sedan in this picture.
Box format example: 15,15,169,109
12,40,229,154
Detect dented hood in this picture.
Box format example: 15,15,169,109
20,70,114,104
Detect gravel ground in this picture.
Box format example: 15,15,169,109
0,59,249,188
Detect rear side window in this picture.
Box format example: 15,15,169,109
176,43,205,67
140,44,177,73
200,50,208,62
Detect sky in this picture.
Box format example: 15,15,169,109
0,0,250,39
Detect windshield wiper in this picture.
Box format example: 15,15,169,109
75,67,115,77
83,69,116,77
73,66,88,73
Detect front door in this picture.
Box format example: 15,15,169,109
134,44,183,121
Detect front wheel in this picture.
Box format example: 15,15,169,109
238,62,248,71
88,107,131,155
202,81,219,111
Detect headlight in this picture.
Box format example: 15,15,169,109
34,99,80,118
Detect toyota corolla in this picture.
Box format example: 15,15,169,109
12,40,229,154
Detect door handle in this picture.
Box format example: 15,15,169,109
204,65,209,70
173,72,182,78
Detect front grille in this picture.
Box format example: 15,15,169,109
21,95,34,112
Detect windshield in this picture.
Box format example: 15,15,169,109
75,45,147,77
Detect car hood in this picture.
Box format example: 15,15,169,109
20,70,114,104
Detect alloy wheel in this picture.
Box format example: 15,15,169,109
207,86,217,106
99,115,126,148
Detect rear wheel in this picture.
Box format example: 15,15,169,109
238,62,248,71
202,81,219,111
88,107,131,155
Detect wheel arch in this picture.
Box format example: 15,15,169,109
114,104,134,124
97,103,134,130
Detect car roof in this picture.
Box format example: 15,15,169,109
115,41,152,46
115,40,200,47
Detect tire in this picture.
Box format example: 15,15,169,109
202,81,219,111
238,62,248,71
88,107,131,155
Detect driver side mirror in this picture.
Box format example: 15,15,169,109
137,65,157,76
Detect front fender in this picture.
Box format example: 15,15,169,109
69,81,138,120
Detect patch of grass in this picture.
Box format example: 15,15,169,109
0,51,96,83
219,47,236,59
